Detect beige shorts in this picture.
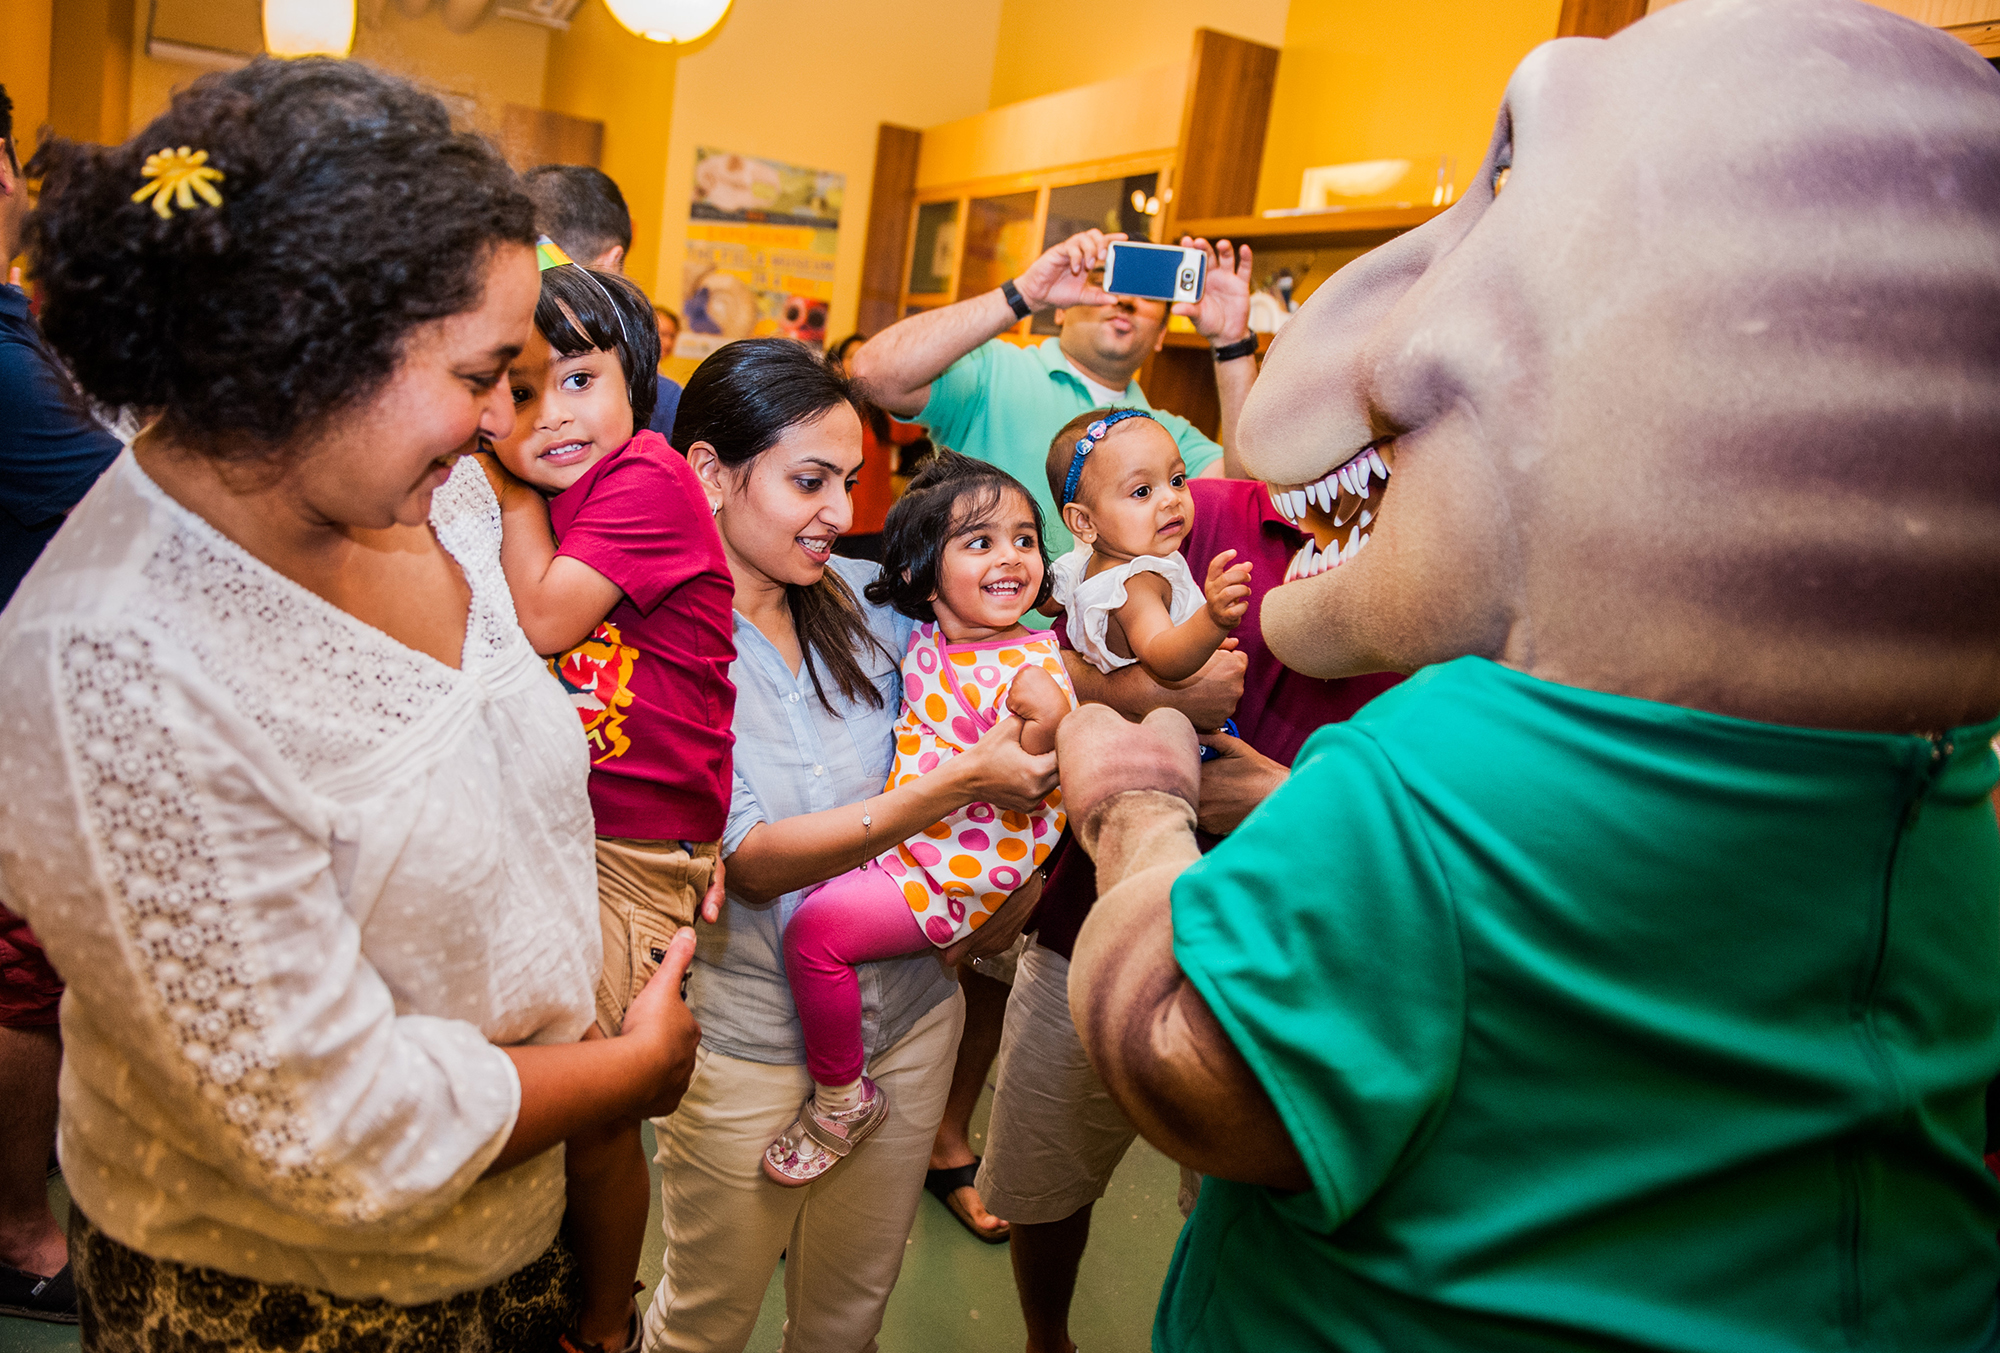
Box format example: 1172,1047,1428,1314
593,836,718,1039
975,942,1139,1225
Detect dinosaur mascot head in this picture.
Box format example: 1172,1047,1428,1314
1245,0,2000,733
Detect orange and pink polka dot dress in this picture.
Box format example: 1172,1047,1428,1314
877,622,1076,947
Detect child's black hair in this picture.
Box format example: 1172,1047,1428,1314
535,264,660,430
865,450,1054,622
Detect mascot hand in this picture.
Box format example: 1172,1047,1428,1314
1058,704,1200,858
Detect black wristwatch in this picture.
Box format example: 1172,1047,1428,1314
1001,278,1033,321
1212,335,1259,362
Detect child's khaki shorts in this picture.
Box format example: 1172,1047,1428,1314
593,836,719,1038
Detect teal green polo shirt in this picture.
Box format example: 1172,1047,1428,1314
918,337,1223,558
1165,656,2000,1352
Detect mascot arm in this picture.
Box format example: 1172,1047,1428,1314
1060,705,1310,1191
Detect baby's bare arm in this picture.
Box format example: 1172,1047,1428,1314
1007,664,1070,757
1116,572,1230,685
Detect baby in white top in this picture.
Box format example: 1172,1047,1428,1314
1044,407,1252,679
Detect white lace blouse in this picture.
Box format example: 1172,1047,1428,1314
0,453,597,1304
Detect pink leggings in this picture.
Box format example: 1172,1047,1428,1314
784,863,929,1085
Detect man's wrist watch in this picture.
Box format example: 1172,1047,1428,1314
1001,278,1034,321
1212,335,1259,363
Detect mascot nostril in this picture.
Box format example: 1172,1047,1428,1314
1061,2,2000,1349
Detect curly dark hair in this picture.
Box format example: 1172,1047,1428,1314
865,449,1053,623
24,57,536,459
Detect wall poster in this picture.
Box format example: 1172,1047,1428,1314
676,148,843,359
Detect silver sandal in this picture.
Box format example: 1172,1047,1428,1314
761,1077,890,1187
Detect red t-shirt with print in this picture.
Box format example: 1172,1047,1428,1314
549,430,736,841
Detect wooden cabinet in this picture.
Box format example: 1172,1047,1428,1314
859,28,1439,439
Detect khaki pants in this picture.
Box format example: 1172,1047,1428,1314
594,836,719,1039
976,942,1139,1225
641,990,965,1353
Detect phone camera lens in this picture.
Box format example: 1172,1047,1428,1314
1179,269,1194,287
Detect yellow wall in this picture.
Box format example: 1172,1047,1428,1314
542,2,677,295
988,0,1289,106
50,0,133,144
1255,0,1562,214
649,0,1003,373
129,6,551,141
3,0,54,160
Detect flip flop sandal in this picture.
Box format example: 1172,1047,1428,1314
924,1158,1011,1244
762,1077,890,1187
0,1260,77,1323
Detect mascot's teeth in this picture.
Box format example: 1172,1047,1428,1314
1274,444,1393,532
1284,528,1373,581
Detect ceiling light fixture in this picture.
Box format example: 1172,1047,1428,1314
602,0,730,42
263,0,357,56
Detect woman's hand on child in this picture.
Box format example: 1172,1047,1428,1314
1203,550,1254,630
941,873,1041,967
619,927,702,1120
951,714,1060,811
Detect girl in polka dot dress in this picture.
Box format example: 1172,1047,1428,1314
764,452,1075,1186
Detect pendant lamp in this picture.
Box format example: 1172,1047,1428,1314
602,0,731,43
263,0,357,57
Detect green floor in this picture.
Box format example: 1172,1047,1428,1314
5,1085,1186,1351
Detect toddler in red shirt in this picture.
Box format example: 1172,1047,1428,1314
483,242,736,1353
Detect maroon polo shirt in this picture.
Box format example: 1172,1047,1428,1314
1036,477,1401,961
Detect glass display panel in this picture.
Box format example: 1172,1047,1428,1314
955,191,1040,302
908,199,961,296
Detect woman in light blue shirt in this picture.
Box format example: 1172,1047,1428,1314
644,339,1058,1350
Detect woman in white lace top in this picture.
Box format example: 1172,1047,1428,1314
0,59,699,1349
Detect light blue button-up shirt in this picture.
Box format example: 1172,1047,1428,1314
690,556,957,1065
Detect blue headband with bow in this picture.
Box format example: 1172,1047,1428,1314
1061,408,1155,507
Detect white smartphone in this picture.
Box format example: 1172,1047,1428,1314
1102,241,1206,304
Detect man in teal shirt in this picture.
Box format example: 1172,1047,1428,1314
852,228,1259,558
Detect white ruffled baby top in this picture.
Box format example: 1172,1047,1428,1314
1049,544,1205,672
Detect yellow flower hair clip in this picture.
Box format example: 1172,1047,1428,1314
131,147,225,220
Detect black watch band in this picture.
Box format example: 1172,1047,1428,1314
1212,335,1259,363
1001,278,1033,321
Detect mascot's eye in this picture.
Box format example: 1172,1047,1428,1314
1492,144,1513,197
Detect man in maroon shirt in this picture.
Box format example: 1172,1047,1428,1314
976,474,1398,1353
